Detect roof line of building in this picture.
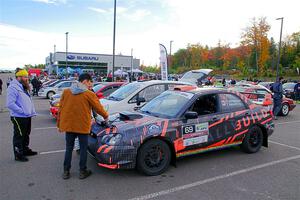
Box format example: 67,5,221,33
55,51,134,58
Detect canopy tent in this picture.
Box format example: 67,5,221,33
114,69,128,76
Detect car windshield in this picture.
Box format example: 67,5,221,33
283,83,296,90
47,80,61,87
93,84,106,93
140,91,194,118
107,82,141,101
180,71,206,84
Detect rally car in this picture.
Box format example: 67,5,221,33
88,88,274,175
230,84,296,116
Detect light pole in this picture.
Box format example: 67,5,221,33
276,17,283,81
130,48,133,83
65,32,69,78
112,0,117,82
169,40,173,70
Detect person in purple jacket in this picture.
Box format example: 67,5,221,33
6,68,37,162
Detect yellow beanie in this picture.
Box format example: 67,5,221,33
16,69,29,77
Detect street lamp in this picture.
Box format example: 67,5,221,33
112,0,117,82
130,48,133,83
169,40,173,69
65,32,69,78
276,17,283,81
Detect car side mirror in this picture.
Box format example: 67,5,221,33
97,92,104,99
136,97,146,106
184,111,198,119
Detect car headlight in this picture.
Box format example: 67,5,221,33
106,133,122,146
53,102,60,107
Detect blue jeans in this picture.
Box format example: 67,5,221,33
64,133,88,171
273,99,282,116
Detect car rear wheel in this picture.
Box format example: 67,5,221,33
280,103,289,116
241,126,263,153
137,139,171,176
47,91,55,99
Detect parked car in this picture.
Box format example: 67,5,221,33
39,80,77,99
283,82,297,99
99,80,193,115
231,84,296,116
93,82,125,99
88,88,274,175
258,82,274,90
179,69,213,86
49,82,124,119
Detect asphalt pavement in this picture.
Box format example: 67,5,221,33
0,73,299,200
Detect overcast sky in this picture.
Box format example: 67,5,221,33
0,0,299,69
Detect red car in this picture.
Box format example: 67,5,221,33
50,82,125,119
230,84,296,116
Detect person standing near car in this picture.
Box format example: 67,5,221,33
272,77,284,120
31,76,39,96
6,68,37,162
57,73,109,180
294,80,300,102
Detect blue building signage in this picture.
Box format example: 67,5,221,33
67,54,99,61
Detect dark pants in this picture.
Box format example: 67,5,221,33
32,87,39,96
273,99,282,116
11,117,32,157
63,133,88,171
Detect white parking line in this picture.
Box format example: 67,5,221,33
269,140,300,151
34,127,57,130
39,150,65,155
276,120,300,125
128,154,300,200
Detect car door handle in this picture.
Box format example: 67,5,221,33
244,111,250,116
212,117,219,121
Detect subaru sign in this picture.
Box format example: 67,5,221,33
67,54,99,61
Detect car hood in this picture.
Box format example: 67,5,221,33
100,98,123,114
92,111,166,136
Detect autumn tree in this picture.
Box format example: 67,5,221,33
241,17,271,74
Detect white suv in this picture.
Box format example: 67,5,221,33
38,80,77,99
100,80,193,114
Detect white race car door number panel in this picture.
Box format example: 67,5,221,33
182,122,209,146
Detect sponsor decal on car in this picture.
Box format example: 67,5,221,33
182,122,209,146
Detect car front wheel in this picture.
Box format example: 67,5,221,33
280,103,289,116
47,91,55,99
137,139,171,176
241,126,263,153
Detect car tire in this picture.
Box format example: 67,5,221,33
137,139,171,176
280,103,289,116
241,126,263,154
47,91,55,99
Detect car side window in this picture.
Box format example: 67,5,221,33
189,94,219,116
59,82,71,88
102,86,113,97
219,93,246,112
138,84,165,102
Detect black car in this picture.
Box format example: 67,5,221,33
88,88,274,175
283,82,297,99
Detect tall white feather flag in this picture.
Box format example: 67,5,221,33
159,44,168,81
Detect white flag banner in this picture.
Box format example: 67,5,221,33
159,44,168,81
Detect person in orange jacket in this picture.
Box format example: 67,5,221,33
57,73,109,179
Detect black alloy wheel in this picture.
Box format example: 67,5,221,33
137,139,171,176
241,126,263,153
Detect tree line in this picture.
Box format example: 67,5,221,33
144,17,300,78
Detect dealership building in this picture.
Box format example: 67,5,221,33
45,52,140,75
